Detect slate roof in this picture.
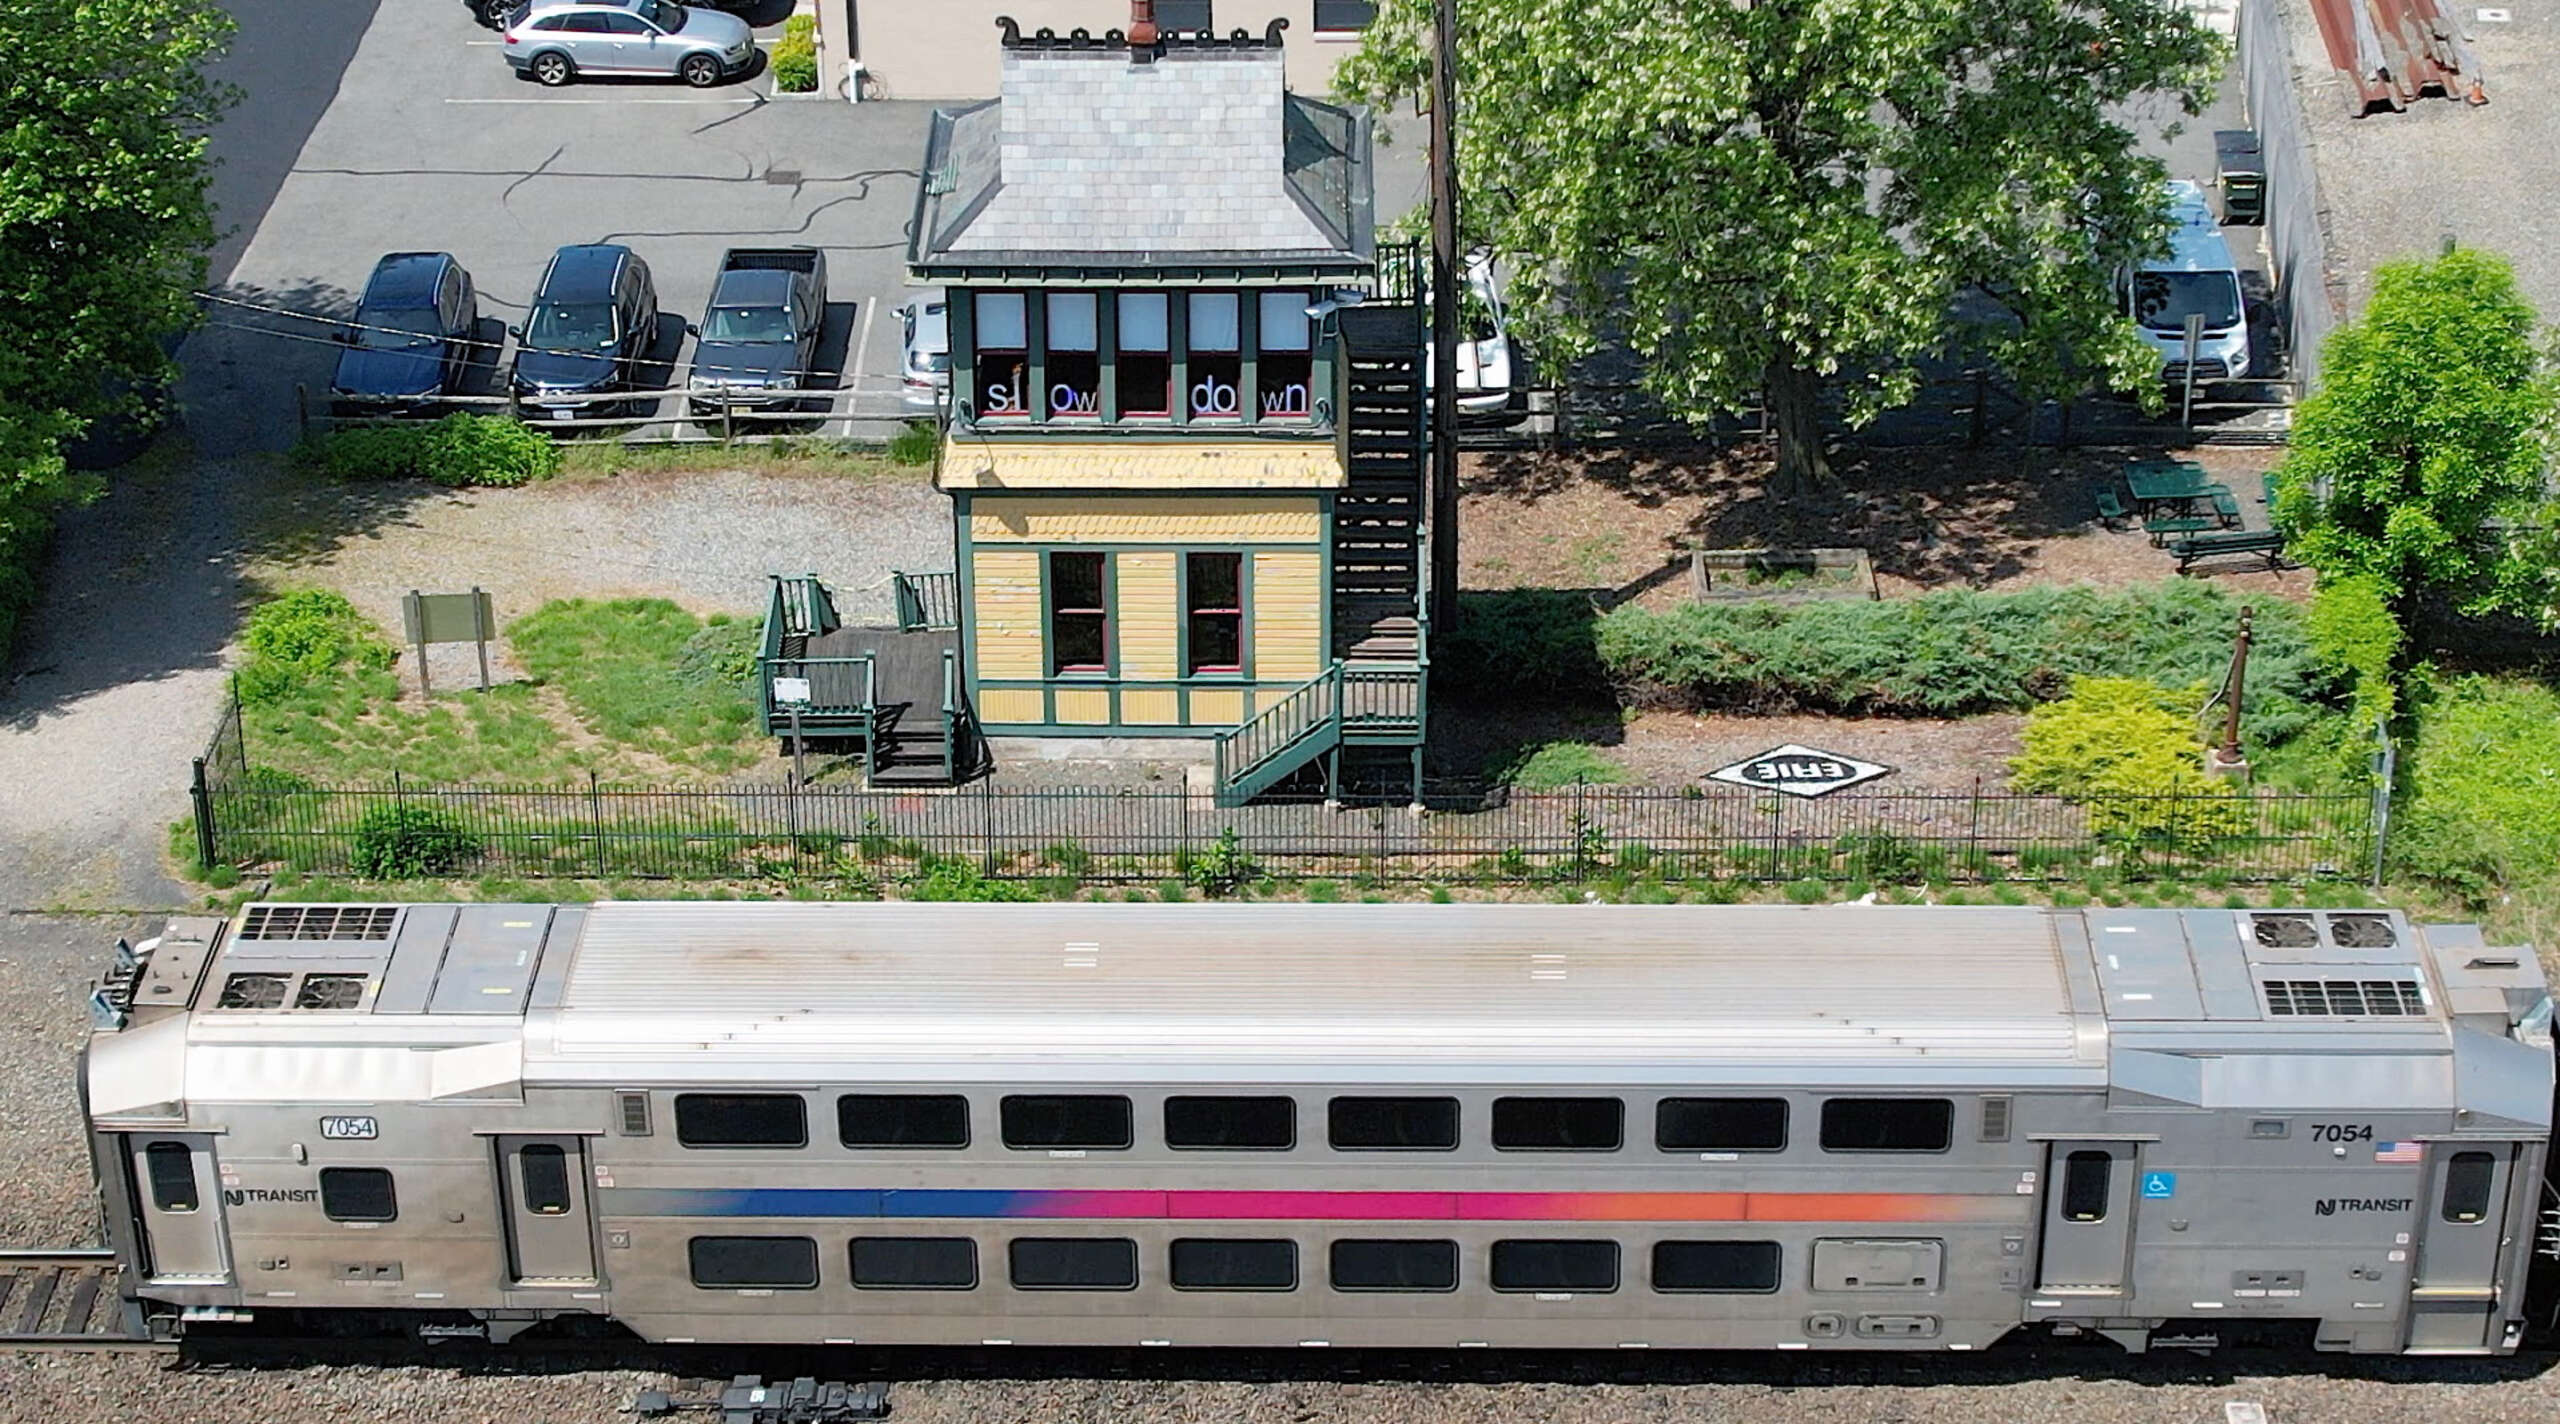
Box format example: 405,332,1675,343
910,24,1373,274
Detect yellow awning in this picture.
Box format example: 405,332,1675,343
937,438,1346,492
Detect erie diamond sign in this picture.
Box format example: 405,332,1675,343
1706,744,1893,799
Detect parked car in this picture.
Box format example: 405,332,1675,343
331,252,480,411
509,244,660,421
501,0,757,88
687,248,829,418
2119,179,2251,385
898,290,949,411
1420,251,1517,421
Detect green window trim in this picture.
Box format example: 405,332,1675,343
954,287,1326,432
1041,549,1117,679
1178,548,1255,681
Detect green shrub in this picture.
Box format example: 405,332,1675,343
2391,676,2560,905
887,421,939,466
674,615,764,691
2306,571,2401,727
349,803,480,878
1595,582,2318,739
907,859,1035,901
2011,676,2251,849
1184,827,1260,898
770,14,819,92
235,590,397,706
296,413,560,488
1439,589,1606,698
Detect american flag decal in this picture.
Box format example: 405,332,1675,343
2374,1141,2423,1164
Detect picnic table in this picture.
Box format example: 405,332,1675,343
2125,459,2217,516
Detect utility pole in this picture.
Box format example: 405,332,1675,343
1427,0,1461,634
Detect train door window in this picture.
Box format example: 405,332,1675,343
2444,1151,2497,1223
1818,1098,1954,1153
850,1237,978,1290
674,1093,808,1148
1652,1240,1782,1294
1170,1239,1297,1291
1000,1095,1133,1150
1491,1096,1624,1152
1656,1097,1788,1152
2061,1150,2112,1223
1490,1240,1619,1293
520,1144,572,1216
319,1167,397,1222
688,1235,820,1290
1328,1096,1459,1150
1164,1095,1295,1150
1009,1238,1139,1290
838,1093,971,1148
1329,1239,1458,1292
143,1141,199,1212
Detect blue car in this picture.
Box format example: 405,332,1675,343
509,244,660,421
332,253,480,410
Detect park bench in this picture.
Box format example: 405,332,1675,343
2144,514,2214,546
2170,528,2287,574
2095,487,2128,528
2210,489,2243,527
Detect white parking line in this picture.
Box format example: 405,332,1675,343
443,95,765,104
841,296,880,437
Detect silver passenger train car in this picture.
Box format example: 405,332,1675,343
80,900,2557,1355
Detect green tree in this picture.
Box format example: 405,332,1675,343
1338,0,2220,498
0,0,232,649
2273,249,2559,627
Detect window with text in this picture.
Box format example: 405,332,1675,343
1188,293,1242,420
1257,291,1313,419
1045,292,1099,418
974,292,1027,418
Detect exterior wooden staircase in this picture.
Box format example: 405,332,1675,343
759,573,976,786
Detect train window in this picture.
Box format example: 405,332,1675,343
2443,1151,2497,1224
1818,1098,1954,1153
838,1094,971,1148
1327,1096,1459,1151
1491,1097,1623,1152
520,1144,571,1216
319,1167,398,1222
850,1237,978,1290
1164,1095,1296,1150
1169,1239,1298,1291
688,1235,819,1290
1008,1238,1139,1290
1489,1239,1619,1293
142,1142,198,1213
1655,1098,1788,1152
2061,1151,2111,1223
674,1093,809,1149
1651,1240,1782,1293
1000,1095,1133,1151
1329,1239,1459,1292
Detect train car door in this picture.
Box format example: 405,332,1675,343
127,1135,231,1284
2406,1145,2514,1352
2034,1141,2138,1295
495,1136,598,1286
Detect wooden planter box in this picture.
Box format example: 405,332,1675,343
1687,547,1879,604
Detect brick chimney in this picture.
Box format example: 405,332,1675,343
1128,0,1158,55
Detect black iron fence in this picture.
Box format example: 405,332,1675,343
194,703,2371,887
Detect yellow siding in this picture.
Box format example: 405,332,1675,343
1120,688,1181,725
970,496,1322,545
972,550,1046,681
1190,688,1245,727
978,688,1046,724
1252,550,1324,681
939,438,1344,492
1117,552,1179,681
1054,687,1112,725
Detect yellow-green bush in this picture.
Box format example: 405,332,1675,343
2306,570,2401,727
770,14,818,92
2011,676,2251,848
235,590,397,706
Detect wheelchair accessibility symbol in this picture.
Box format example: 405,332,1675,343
2141,1171,2177,1199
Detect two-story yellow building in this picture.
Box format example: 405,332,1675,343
898,14,1430,804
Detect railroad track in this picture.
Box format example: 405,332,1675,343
0,1249,166,1351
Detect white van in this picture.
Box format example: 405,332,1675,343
2124,180,2250,383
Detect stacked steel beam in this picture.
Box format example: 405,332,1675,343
2306,0,2488,112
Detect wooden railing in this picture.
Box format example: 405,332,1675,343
1211,659,1426,806
895,570,962,632
771,572,839,639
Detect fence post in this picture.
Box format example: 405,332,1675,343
1573,776,1589,882
1967,777,1983,877
1967,369,1988,448
295,383,311,440
980,779,997,876
190,758,218,869
2369,717,2395,890
589,770,606,882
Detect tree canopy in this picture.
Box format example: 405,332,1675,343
0,0,230,650
1338,0,2221,496
2274,248,2558,628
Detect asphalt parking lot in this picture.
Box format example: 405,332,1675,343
188,0,938,451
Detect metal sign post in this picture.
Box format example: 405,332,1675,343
774,676,813,789
400,588,498,696
2180,313,2204,430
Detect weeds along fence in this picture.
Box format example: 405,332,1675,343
194,708,2372,887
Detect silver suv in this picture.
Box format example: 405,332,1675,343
502,0,755,88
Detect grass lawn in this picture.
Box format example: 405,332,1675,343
509,599,764,774
551,436,924,482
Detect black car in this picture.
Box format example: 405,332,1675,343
510,244,659,421
332,252,480,410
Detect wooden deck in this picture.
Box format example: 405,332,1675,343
806,626,957,722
